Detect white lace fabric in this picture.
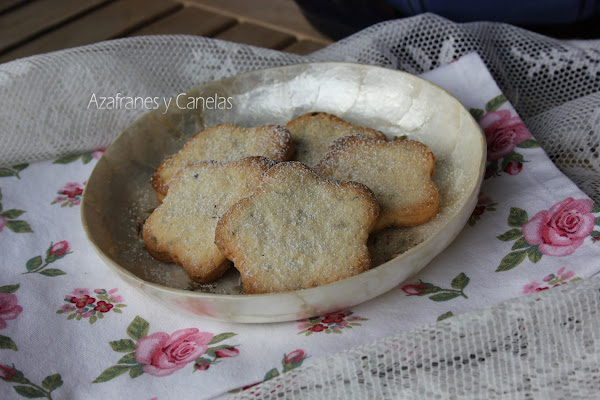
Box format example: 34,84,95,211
230,275,600,399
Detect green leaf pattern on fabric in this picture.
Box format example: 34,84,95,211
0,164,29,179
1,364,63,399
0,187,33,234
496,198,598,272
401,273,470,302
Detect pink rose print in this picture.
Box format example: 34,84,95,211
401,283,427,296
195,360,210,371
214,347,239,358
470,97,538,179
0,284,21,351
496,199,598,272
279,349,308,374
0,216,5,232
136,328,213,377
298,310,367,335
58,288,126,324
0,363,16,380
521,267,581,295
472,206,485,216
23,241,72,276
94,316,239,383
283,349,306,366
49,241,69,257
401,273,470,302
522,198,595,257
0,293,23,330
480,110,533,162
51,182,85,207
503,160,523,175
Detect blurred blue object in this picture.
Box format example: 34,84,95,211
293,0,600,39
383,0,599,24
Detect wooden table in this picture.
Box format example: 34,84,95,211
0,0,333,64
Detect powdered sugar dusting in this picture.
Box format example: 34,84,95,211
286,112,387,166
316,135,439,230
144,157,273,283
156,123,293,192
216,162,378,293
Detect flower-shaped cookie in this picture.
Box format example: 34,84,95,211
144,157,275,283
286,112,387,167
151,123,293,201
215,162,379,294
315,135,439,230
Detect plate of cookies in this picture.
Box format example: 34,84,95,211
81,62,486,322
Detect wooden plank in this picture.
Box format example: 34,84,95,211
130,6,235,37
0,0,110,52
215,22,295,49
283,39,327,55
0,0,179,63
0,0,31,14
184,0,331,43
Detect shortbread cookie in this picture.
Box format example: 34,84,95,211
151,124,293,201
215,162,379,294
143,157,276,283
315,135,438,231
286,112,387,166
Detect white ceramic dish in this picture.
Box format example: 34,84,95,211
81,62,485,323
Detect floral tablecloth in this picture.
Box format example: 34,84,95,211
1,51,599,400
